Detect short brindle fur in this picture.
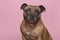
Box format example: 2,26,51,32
20,3,52,40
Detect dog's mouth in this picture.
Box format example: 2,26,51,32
28,19,38,24
28,20,35,24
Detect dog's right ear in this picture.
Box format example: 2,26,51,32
21,3,28,9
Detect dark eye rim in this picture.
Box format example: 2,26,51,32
35,9,40,15
24,8,31,13
35,9,40,13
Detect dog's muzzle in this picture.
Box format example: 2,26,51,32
28,15,36,21
24,12,40,24
27,14,37,24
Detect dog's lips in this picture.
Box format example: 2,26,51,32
29,21,34,23
28,20,36,24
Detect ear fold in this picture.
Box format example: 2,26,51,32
21,3,28,9
39,5,46,12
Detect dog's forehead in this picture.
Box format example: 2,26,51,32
24,5,41,11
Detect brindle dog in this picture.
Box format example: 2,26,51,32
20,3,52,40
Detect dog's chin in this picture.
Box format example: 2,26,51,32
28,20,37,24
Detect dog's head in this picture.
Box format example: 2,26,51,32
21,3,46,24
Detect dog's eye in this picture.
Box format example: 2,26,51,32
26,10,30,14
35,9,40,13
25,8,31,14
34,9,40,15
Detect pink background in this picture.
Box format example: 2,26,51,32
0,0,60,40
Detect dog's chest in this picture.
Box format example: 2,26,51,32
25,25,35,32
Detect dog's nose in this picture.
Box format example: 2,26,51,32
30,14,34,18
30,15,35,18
27,13,37,21
28,15,35,20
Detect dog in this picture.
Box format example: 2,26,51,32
20,3,52,40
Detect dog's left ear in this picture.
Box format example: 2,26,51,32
39,5,46,12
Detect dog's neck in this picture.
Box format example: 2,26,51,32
24,18,42,27
22,18,44,32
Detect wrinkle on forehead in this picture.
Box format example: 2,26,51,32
24,5,41,12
